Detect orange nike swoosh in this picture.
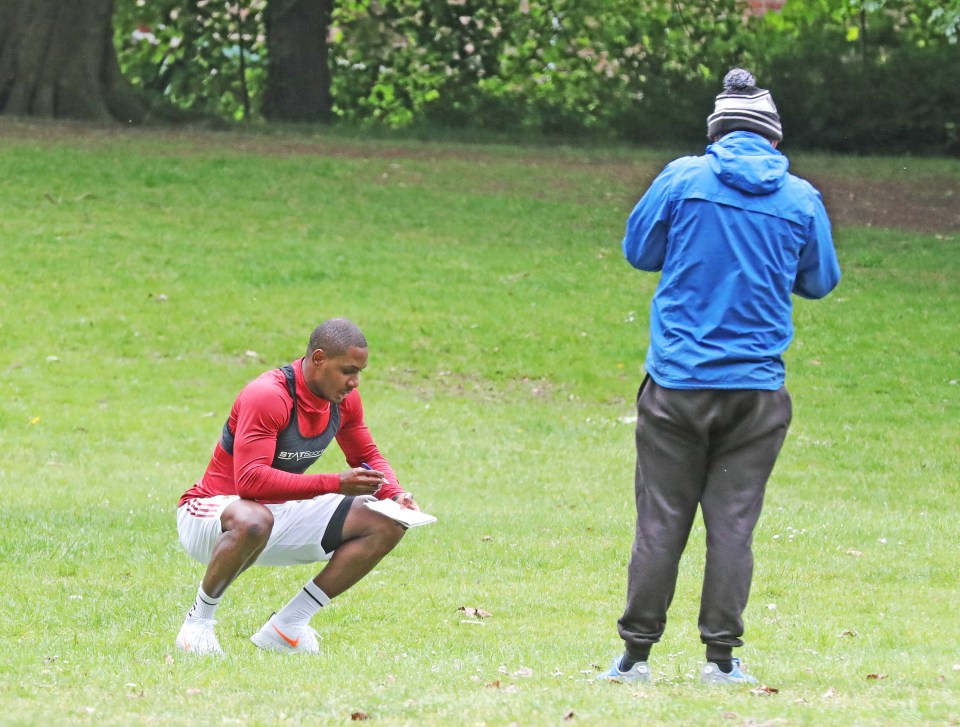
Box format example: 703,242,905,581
271,623,299,648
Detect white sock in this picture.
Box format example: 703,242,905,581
274,581,331,626
186,584,221,621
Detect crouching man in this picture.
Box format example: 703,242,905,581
175,318,418,655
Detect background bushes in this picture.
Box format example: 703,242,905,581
114,0,960,154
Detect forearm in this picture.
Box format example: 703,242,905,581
794,204,841,299
236,463,340,501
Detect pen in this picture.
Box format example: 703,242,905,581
361,462,384,492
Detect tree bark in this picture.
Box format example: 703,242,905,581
263,0,333,122
0,0,147,122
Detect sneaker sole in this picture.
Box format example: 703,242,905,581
250,632,319,654
607,674,652,684
175,641,225,656
250,632,291,652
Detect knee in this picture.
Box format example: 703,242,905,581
706,526,753,551
227,508,274,546
373,518,406,550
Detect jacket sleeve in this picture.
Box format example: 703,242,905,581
793,190,841,300
622,162,680,272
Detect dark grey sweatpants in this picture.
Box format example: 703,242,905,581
617,376,792,659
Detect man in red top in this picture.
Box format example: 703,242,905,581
175,318,418,655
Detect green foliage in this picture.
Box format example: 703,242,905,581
114,0,266,121
766,40,960,153
330,0,751,137
769,0,960,47
111,0,960,152
751,0,960,153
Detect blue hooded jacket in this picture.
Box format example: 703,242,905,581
623,131,841,390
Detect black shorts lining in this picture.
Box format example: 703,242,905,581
320,496,355,553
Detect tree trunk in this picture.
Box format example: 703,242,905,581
263,0,333,122
0,0,147,122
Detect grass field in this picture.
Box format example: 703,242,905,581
0,118,958,726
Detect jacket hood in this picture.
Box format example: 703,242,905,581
706,130,789,195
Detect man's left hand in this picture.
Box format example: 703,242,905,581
393,492,419,510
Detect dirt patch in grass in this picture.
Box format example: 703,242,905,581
806,176,960,235
3,118,958,235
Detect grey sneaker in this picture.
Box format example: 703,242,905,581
700,658,758,685
596,656,652,683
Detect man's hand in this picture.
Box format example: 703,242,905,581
339,467,386,496
392,492,419,510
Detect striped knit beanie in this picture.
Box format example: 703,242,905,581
707,68,783,142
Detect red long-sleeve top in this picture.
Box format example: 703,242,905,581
179,358,401,506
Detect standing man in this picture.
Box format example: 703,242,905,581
176,318,418,655
599,69,841,685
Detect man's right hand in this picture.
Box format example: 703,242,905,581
338,467,386,496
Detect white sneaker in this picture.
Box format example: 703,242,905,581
250,616,320,654
175,618,224,656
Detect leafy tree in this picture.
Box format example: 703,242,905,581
329,0,751,137
114,0,265,121
751,0,960,152
115,0,335,122
105,0,958,151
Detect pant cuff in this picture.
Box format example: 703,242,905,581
705,645,733,662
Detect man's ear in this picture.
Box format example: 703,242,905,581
311,348,327,367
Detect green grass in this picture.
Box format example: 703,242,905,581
0,119,958,726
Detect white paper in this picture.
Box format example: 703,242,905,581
364,497,437,528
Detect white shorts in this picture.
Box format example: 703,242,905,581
177,494,361,567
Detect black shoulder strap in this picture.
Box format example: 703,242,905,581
220,364,297,455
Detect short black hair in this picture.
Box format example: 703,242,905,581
307,318,367,358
